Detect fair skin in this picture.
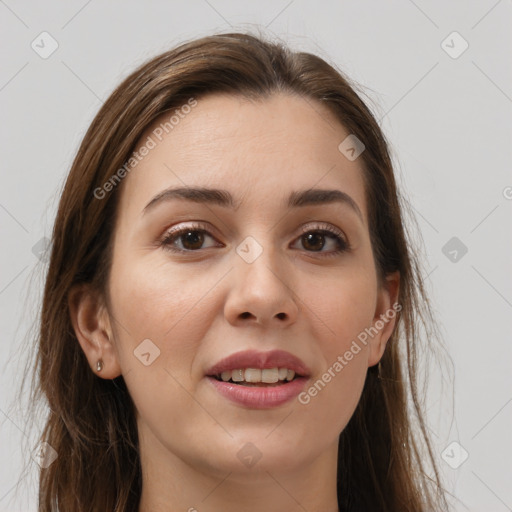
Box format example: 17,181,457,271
69,92,399,512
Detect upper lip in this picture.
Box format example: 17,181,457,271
206,349,311,377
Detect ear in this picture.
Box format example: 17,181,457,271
68,284,122,379
367,271,400,368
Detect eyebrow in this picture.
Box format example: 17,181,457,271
142,186,364,222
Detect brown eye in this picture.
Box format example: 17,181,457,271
160,223,220,253
178,230,206,251
160,222,349,258
301,232,327,252
292,225,349,257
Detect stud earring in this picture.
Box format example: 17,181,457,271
96,359,104,372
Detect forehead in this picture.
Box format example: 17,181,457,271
117,92,368,224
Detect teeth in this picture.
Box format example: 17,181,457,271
244,368,261,383
232,369,244,382
261,368,279,383
216,367,298,384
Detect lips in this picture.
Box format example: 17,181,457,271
204,349,311,408
205,349,311,378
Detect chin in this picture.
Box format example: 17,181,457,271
194,429,315,477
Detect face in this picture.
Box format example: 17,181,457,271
94,93,398,477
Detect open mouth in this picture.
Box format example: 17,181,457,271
210,368,302,387
206,356,310,408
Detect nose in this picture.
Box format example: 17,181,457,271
224,240,299,328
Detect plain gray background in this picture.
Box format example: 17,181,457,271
1,1,511,510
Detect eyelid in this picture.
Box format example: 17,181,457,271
159,220,350,255
161,221,214,239
296,222,347,242
159,221,220,250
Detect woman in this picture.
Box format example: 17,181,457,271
25,31,451,511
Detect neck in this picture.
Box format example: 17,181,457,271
137,427,340,512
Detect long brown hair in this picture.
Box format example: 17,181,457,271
18,30,452,511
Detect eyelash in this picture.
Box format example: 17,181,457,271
159,222,350,258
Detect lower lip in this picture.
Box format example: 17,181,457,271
206,376,308,409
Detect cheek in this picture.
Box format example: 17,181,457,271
306,263,377,350
298,359,368,445
107,258,224,438
108,254,225,379
111,253,217,331
294,267,375,430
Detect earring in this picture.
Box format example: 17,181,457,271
96,359,104,372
